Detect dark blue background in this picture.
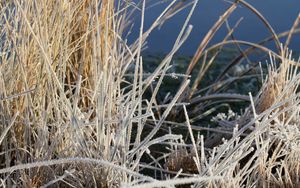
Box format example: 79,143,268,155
128,0,300,55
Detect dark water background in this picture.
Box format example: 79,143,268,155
128,0,300,55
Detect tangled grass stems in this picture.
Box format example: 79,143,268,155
0,157,155,182
1,0,300,187
0,0,195,186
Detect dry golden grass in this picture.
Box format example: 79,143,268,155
0,0,131,186
256,50,299,116
1,0,300,187
0,0,192,187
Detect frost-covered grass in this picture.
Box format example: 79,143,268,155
1,0,300,187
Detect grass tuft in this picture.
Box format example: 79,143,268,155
1,0,300,187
